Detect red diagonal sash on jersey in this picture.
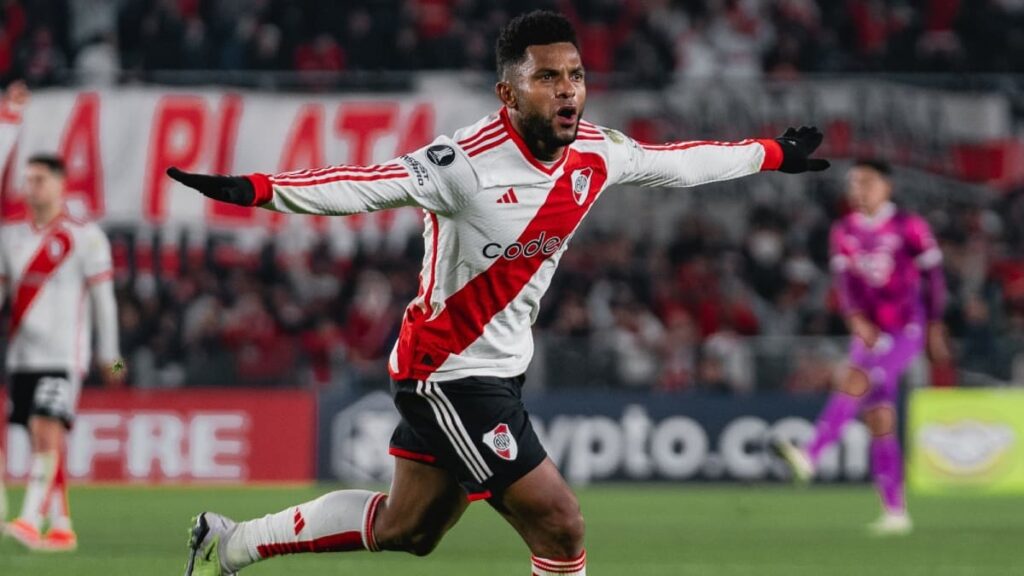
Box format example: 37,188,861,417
9,227,74,338
392,151,608,380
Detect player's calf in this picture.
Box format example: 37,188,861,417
865,403,907,518
373,509,447,557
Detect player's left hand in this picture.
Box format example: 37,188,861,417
167,167,256,206
776,126,831,174
926,322,952,364
103,359,127,388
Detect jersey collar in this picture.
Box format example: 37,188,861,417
854,201,896,229
29,209,68,233
499,107,570,177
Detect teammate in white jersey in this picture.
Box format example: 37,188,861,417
0,152,121,551
172,11,829,576
0,79,28,535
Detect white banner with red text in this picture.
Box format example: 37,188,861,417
0,81,1016,231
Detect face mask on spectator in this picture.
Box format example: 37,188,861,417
748,231,783,265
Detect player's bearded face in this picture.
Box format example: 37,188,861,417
515,43,587,148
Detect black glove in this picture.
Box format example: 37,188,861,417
167,167,255,206
775,126,830,174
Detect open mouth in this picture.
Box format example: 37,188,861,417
556,105,578,127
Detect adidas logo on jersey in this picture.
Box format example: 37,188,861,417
496,188,519,204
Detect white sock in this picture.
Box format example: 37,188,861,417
532,550,587,576
19,451,56,528
224,490,385,571
41,449,71,531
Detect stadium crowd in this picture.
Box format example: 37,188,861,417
0,0,1022,88
76,179,1024,393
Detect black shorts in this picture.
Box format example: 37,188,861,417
7,370,77,429
389,374,547,501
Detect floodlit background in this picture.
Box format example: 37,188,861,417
1,1,1023,575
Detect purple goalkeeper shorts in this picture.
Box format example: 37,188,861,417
848,323,925,408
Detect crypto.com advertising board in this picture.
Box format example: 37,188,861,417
320,389,871,485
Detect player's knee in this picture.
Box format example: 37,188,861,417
865,406,896,436
29,416,65,452
374,514,444,557
405,529,445,557
839,368,870,397
538,497,585,556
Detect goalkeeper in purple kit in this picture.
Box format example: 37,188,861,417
776,159,949,535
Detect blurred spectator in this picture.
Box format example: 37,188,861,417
180,17,212,70
69,0,119,51
73,33,120,85
601,288,666,387
294,33,345,89
699,324,755,394
19,26,66,85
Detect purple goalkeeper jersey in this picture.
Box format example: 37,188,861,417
829,202,946,333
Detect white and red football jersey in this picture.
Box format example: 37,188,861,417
249,108,781,382
0,215,118,373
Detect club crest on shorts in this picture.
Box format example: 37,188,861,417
571,168,592,206
483,423,518,461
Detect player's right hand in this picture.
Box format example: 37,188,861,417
167,167,256,206
848,313,880,349
5,80,29,109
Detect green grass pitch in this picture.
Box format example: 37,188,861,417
0,485,1018,575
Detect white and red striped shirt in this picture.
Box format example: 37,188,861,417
251,108,782,382
0,215,119,373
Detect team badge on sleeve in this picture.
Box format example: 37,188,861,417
483,423,518,461
571,168,592,205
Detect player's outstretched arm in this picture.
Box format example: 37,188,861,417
167,138,478,217
610,125,829,188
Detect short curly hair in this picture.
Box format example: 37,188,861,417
496,10,579,80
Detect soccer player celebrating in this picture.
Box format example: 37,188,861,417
0,151,122,551
172,11,828,576
776,159,949,535
0,79,29,533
